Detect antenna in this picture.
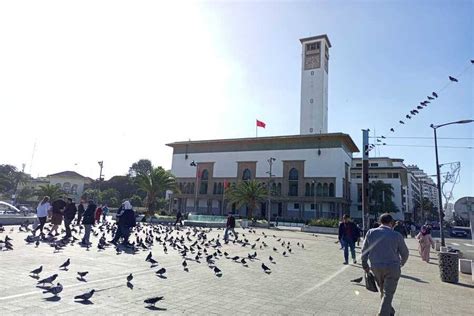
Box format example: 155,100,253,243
29,140,37,175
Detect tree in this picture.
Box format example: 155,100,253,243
102,175,140,200
81,188,100,202
0,164,29,195
129,194,143,207
369,181,398,219
36,184,64,201
100,188,121,207
128,159,153,177
16,187,36,204
226,180,267,219
136,167,177,216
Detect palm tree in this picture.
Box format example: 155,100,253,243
226,180,267,219
369,180,398,219
36,184,64,201
136,167,177,216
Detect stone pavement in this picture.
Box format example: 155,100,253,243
0,224,472,315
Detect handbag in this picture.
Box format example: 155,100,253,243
365,271,378,292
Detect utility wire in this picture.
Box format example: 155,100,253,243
376,144,473,149
369,136,473,140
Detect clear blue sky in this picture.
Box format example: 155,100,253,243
1,1,472,201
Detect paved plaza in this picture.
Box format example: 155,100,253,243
0,223,473,315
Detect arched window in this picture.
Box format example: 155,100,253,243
191,183,195,194
218,183,223,194
213,183,217,194
316,183,323,196
71,184,78,195
288,168,298,196
277,183,282,196
55,183,62,188
271,183,276,195
305,183,310,196
329,183,335,197
63,182,71,193
323,183,329,197
200,169,209,194
242,168,252,181
311,182,315,196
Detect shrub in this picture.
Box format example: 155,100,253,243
308,218,339,228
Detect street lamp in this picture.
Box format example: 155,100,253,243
267,158,276,228
190,161,199,213
430,119,473,246
311,180,316,218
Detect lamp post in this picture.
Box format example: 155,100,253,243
97,161,104,203
190,161,199,213
311,180,316,218
267,158,276,228
430,119,473,247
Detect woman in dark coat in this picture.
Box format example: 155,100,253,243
80,200,96,246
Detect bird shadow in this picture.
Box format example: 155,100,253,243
43,296,61,302
264,271,272,275
145,306,167,311
127,282,134,290
156,275,167,279
77,277,87,282
183,268,189,272
29,275,40,280
400,274,429,284
215,273,223,278
75,300,94,305
37,285,52,290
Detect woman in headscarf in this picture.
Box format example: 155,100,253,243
111,201,136,247
416,225,435,263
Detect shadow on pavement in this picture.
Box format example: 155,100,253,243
43,296,61,302
145,306,167,311
75,300,94,305
400,274,429,283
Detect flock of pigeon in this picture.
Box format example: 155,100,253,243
367,59,474,154
0,220,310,311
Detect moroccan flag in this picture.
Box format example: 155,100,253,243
256,119,266,128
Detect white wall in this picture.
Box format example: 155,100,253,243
171,147,352,198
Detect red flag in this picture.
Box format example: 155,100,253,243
256,119,266,128
224,180,230,188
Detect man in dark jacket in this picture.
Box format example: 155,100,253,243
80,200,96,246
338,214,360,265
111,201,136,246
175,210,183,226
76,200,85,225
224,213,237,242
393,221,408,238
63,198,77,239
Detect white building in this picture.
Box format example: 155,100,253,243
167,134,357,220
406,165,439,208
48,171,92,202
350,157,411,221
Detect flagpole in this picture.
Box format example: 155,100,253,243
221,185,225,215
256,123,258,138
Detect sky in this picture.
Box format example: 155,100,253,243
0,0,472,201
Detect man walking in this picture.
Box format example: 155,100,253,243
80,200,96,246
338,214,360,264
224,213,237,243
63,198,77,239
361,213,409,316
77,199,85,225
175,210,183,226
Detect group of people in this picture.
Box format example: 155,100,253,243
31,196,121,246
338,213,439,316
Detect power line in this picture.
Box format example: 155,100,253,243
376,144,473,149
369,136,473,140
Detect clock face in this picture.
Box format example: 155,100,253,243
304,54,320,70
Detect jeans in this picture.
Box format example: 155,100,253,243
64,217,73,237
372,266,401,316
342,239,356,263
82,224,92,244
34,216,47,234
224,227,237,241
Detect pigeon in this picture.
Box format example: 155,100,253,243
351,277,363,283
213,266,222,275
77,271,89,279
241,258,247,265
416,105,423,110
144,296,164,307
427,96,434,100
74,289,95,301
35,240,40,248
182,260,187,268
261,263,271,273
471,59,474,64
399,120,405,124
406,115,411,119
156,267,166,276
269,256,274,262
38,274,58,285
390,128,395,132
149,258,158,266
432,92,438,98
127,282,134,290
30,265,43,276
43,283,63,296
127,273,133,282
59,259,70,270
448,76,458,82
145,252,152,262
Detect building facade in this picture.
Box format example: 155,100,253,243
406,165,439,208
167,133,358,220
48,171,92,202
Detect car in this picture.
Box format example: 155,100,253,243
0,201,22,215
450,226,470,238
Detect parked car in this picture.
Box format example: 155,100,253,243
450,226,470,238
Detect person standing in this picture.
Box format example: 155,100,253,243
362,213,409,316
63,198,77,239
33,196,51,236
393,221,408,238
80,200,96,246
50,197,66,236
416,225,435,263
224,213,237,242
95,204,103,224
410,223,417,238
102,204,109,222
175,210,183,226
76,199,85,225
338,214,360,264
114,201,136,247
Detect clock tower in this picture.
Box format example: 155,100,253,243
299,34,331,135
